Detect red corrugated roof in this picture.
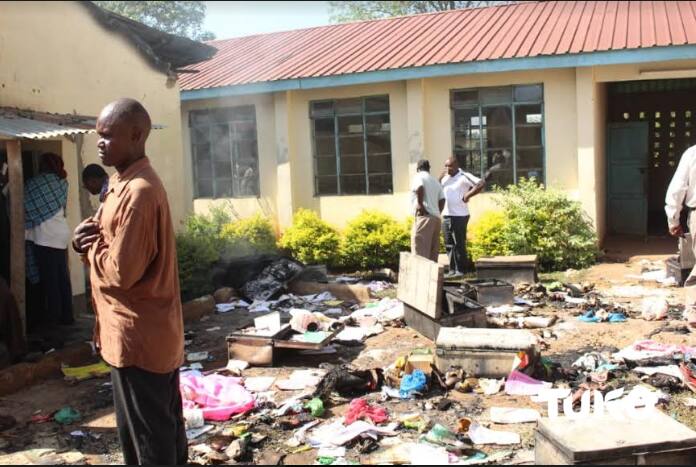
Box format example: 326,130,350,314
180,1,696,91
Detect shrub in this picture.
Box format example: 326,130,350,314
468,210,511,261
278,209,340,265
341,210,410,269
176,207,231,301
493,178,599,271
219,214,277,257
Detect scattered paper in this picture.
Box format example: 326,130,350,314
286,420,321,448
318,447,347,458
244,376,276,393
478,378,505,395
186,424,214,440
276,370,326,391
254,312,281,335
205,326,221,332
216,303,237,313
468,423,520,445
683,398,696,407
490,407,540,424
249,301,272,313
187,351,209,362
486,305,527,315
634,365,684,381
334,325,384,342
308,420,398,448
226,359,249,373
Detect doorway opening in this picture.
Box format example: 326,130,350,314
606,78,696,237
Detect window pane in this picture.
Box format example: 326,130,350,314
340,155,366,175
484,106,512,127
452,90,478,107
338,115,363,134
235,120,256,139
311,101,334,118
368,154,392,173
215,160,232,179
336,98,362,115
339,135,364,157
485,150,513,188
315,136,336,157
194,143,211,162
196,159,213,179
341,175,366,194
236,164,259,197
514,84,543,102
369,174,393,194
365,95,389,113
317,176,338,195
366,134,391,155
517,147,544,170
454,108,481,153
365,114,390,133
480,87,512,105
215,179,234,198
197,179,213,198
215,106,254,122
316,157,337,176
515,104,543,125
516,126,542,147
455,150,482,177
190,111,214,126
315,118,335,138
191,126,208,145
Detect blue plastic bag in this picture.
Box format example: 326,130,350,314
400,369,427,399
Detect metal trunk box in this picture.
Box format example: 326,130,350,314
666,256,692,286
453,279,515,306
535,410,696,465
475,255,538,285
435,327,538,377
403,301,487,341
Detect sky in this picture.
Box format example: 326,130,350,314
203,1,332,40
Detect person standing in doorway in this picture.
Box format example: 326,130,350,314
81,164,109,203
24,153,73,326
665,144,696,328
440,157,485,278
72,99,186,465
410,159,445,262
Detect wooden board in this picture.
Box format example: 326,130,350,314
397,252,444,319
7,140,25,334
476,255,538,265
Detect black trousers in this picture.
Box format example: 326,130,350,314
34,245,73,325
442,215,470,274
111,367,188,465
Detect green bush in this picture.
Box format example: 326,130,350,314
220,214,277,257
176,207,231,301
278,209,340,265
489,178,599,271
468,210,511,261
341,210,410,269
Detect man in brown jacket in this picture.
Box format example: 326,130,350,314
72,98,186,465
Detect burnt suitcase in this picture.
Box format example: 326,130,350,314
535,410,696,465
404,299,487,341
451,279,515,306
435,327,538,377
476,255,538,285
226,323,344,367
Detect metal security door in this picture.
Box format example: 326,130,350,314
607,122,649,236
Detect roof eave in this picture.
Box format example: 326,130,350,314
181,44,696,101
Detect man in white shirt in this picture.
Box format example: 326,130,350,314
410,159,445,262
665,144,696,327
440,157,485,278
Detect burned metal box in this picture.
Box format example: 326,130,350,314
226,323,343,367
666,256,692,286
435,327,538,377
403,299,486,341
475,255,538,285
448,279,514,306
535,410,696,465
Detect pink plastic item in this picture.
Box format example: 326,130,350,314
180,371,255,421
504,370,552,396
344,398,388,425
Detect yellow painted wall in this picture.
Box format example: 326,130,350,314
0,1,187,295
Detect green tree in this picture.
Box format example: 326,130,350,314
329,1,512,22
93,1,215,41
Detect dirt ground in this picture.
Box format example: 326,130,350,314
0,256,694,465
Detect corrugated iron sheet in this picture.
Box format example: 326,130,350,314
180,1,696,91
0,108,96,140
